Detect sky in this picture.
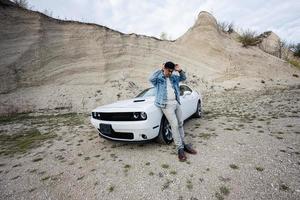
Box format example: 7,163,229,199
27,0,300,44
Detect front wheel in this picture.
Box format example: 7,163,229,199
193,100,202,118
156,116,173,144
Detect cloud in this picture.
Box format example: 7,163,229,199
27,0,300,42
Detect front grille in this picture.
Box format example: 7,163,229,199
100,112,134,121
98,124,134,139
92,112,146,121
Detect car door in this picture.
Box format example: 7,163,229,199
180,85,198,118
179,85,191,119
179,86,188,119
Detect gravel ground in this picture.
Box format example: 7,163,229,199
0,86,299,200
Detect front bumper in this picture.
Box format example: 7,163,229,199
90,117,160,141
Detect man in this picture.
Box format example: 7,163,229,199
149,61,197,161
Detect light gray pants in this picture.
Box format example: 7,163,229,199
162,100,185,150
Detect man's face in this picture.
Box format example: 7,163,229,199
163,67,174,77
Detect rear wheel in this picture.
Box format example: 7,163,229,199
156,116,173,144
193,100,202,118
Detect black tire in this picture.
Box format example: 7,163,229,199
193,100,202,118
156,116,173,144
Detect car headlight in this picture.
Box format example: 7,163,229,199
140,112,147,120
92,112,101,119
132,112,147,120
133,112,139,119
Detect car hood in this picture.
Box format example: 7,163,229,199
92,96,155,112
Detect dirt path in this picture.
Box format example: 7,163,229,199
0,87,299,200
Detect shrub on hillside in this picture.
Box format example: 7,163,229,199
288,59,300,69
13,0,29,9
217,21,234,33
293,43,300,57
238,29,261,47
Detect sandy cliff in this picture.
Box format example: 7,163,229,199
0,1,299,114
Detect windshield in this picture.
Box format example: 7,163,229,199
136,87,155,98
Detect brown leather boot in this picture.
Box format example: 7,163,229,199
184,144,197,154
178,148,187,162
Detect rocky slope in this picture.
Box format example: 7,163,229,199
0,1,299,114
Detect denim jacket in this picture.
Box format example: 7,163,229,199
149,69,186,108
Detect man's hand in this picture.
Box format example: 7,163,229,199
175,64,181,72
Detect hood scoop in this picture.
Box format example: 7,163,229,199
133,99,145,102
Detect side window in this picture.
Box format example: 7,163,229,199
180,85,192,96
184,86,192,92
179,85,185,96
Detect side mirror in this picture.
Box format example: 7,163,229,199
183,91,191,98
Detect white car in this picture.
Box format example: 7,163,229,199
90,84,202,144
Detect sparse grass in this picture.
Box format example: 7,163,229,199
28,188,36,193
124,164,131,169
110,153,118,159
12,163,21,168
198,133,212,139
0,128,56,156
287,59,300,70
0,113,33,124
32,157,43,162
170,170,177,175
238,29,260,47
229,164,239,169
68,161,75,165
0,113,83,125
218,176,231,182
123,164,131,174
161,164,169,169
215,192,224,200
255,167,264,172
149,171,154,176
108,185,115,192
279,183,289,191
29,169,37,173
162,179,172,191
38,171,46,175
219,185,230,196
186,179,193,190
41,176,50,181
11,175,20,180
